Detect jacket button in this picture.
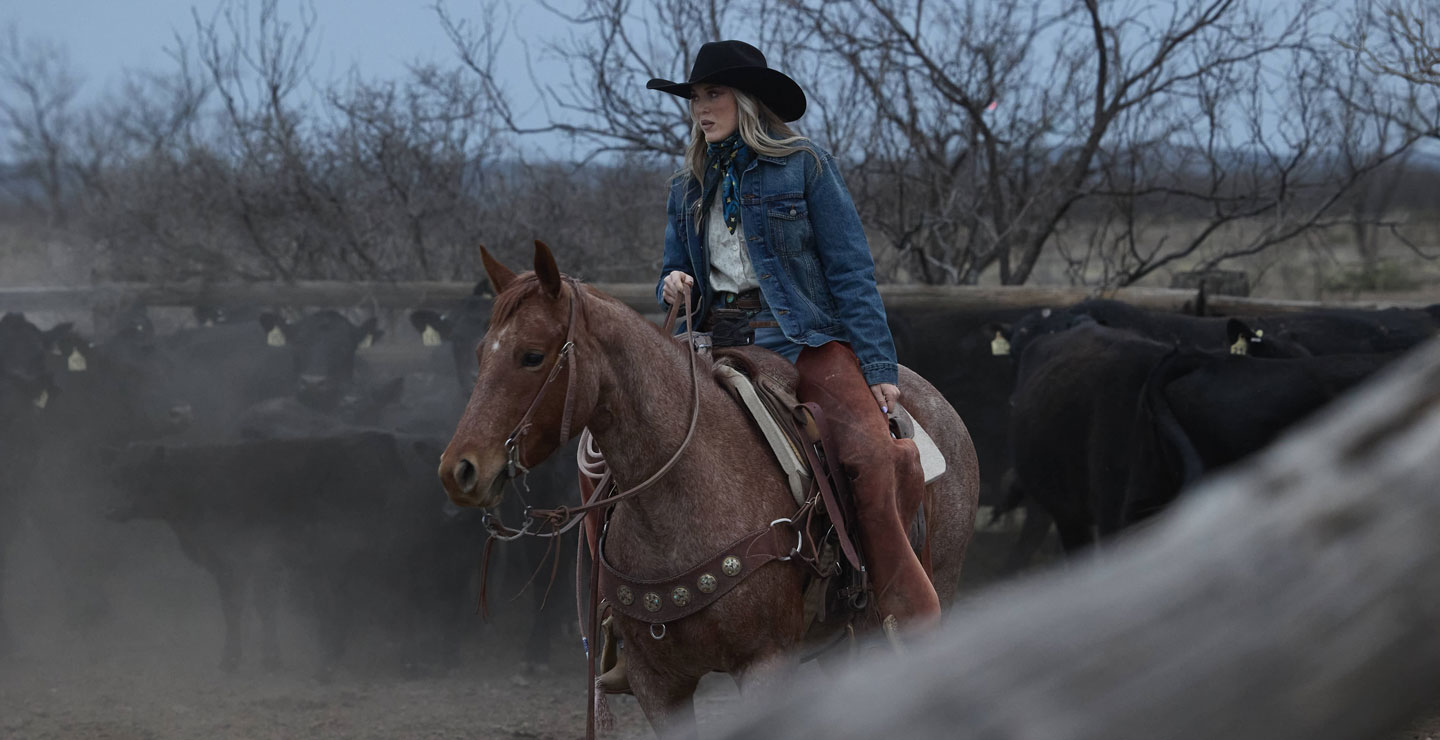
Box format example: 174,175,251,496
760,273,771,279
789,208,797,216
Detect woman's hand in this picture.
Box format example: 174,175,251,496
662,270,695,306
870,382,901,414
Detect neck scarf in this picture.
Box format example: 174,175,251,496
701,132,756,234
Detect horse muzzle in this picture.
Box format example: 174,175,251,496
438,448,507,508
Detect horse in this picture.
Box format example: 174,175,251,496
438,241,980,737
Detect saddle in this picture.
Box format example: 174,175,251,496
589,345,942,694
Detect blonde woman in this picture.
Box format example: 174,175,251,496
649,40,939,636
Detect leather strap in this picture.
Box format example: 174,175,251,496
598,522,800,624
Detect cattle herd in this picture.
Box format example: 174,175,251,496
1,283,1437,696
0,283,575,680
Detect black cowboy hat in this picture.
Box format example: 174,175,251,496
647,40,807,122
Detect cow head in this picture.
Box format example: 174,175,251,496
1225,319,1311,359
0,313,60,425
259,310,383,410
409,281,494,395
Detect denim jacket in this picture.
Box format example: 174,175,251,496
655,142,899,386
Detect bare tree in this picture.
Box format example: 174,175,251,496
780,0,1430,286
0,24,81,226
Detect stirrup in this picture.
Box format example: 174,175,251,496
596,648,631,694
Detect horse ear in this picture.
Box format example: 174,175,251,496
480,246,517,294
533,240,562,299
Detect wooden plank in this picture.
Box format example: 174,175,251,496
0,281,1420,316
718,337,1440,740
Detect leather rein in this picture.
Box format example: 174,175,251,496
481,280,702,541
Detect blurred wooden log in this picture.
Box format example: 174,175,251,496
720,337,1440,740
0,281,1417,316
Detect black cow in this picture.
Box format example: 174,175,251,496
258,310,382,412
1120,347,1404,525
27,318,194,628
409,283,494,393
1006,321,1175,552
410,285,578,670
108,429,479,676
1008,317,1408,556
0,313,63,655
1003,298,1438,358
159,310,297,434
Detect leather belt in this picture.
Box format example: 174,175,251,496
716,289,765,310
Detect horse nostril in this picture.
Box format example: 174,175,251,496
453,458,478,493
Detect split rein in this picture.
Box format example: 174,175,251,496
480,281,702,543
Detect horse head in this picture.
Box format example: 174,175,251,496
438,241,596,508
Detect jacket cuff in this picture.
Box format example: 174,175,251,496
860,361,899,387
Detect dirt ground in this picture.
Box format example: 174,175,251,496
4,525,1440,740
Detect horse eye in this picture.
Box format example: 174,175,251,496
521,351,544,367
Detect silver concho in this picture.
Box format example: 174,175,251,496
722,555,742,577
617,585,634,606
672,586,691,607
697,574,718,593
643,592,662,612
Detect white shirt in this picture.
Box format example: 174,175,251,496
706,196,759,294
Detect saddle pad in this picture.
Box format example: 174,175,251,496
714,363,811,506
902,408,947,484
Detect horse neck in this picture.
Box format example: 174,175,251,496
581,297,788,560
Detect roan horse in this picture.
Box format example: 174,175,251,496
439,242,979,737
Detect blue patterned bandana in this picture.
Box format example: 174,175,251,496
702,132,756,234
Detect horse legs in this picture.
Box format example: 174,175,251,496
734,650,800,700
628,664,700,740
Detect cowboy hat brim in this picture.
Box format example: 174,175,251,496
647,66,806,122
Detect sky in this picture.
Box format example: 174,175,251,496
3,0,576,151
6,0,510,91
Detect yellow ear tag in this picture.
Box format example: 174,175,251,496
267,327,286,347
421,325,441,347
991,332,1011,357
1230,336,1249,355
358,334,374,350
68,348,87,372
34,389,49,409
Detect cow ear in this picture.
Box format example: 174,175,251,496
983,323,1012,357
259,313,289,347
533,240,563,299
409,310,451,346
480,246,517,295
357,317,382,350
1226,318,1256,355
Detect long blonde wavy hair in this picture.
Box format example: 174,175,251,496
681,86,821,219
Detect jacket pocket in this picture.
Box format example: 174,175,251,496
766,198,811,255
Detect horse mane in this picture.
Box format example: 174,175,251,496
488,273,547,329
489,274,673,342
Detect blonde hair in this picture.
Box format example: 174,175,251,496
679,87,821,218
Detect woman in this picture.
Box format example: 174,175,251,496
648,40,939,634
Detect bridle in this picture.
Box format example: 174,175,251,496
500,277,583,482
481,279,702,541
